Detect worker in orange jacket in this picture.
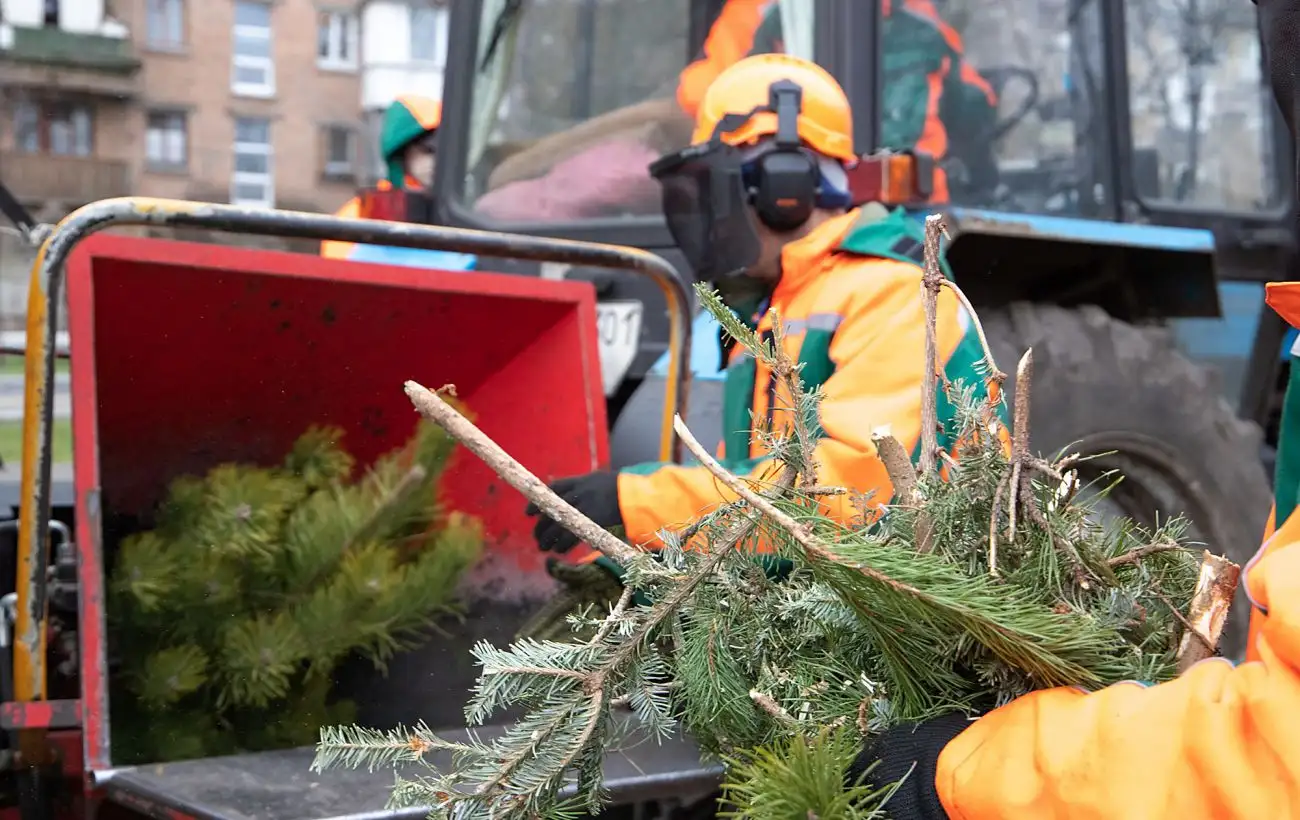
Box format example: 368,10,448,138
676,0,998,203
526,55,1003,565
843,280,1300,819
321,94,441,259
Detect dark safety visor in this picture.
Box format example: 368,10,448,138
649,141,762,282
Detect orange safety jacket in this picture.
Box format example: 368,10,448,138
933,282,1300,818
569,207,1004,561
320,176,423,260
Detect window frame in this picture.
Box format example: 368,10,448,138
144,0,186,52
232,116,275,208
231,1,275,98
1119,0,1290,219
145,109,189,172
11,98,94,157
409,1,449,66
320,123,357,181
317,9,358,72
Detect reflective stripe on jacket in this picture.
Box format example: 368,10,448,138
933,281,1300,819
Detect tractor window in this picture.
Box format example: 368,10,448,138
462,0,696,224
1125,2,1284,212
881,0,1115,216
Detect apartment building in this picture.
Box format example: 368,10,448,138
129,0,363,214
358,0,449,183
0,0,364,221
0,0,367,318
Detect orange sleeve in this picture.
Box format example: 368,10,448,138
935,513,1300,819
616,260,966,547
676,0,770,117
320,196,362,259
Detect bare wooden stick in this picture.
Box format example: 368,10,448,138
918,214,945,477
871,429,918,504
749,689,798,727
938,279,1007,393
1175,550,1242,674
871,428,934,553
1107,540,1186,569
1005,349,1034,540
404,380,641,566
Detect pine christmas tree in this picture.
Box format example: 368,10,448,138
108,420,484,764
312,217,1239,819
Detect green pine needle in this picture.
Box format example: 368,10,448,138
133,644,209,707
107,420,482,764
284,425,356,489
719,726,891,820
111,532,181,614
217,612,308,709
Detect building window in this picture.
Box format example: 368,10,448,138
12,100,93,156
410,2,449,65
232,1,274,97
145,110,187,170
320,125,356,180
43,0,59,27
13,103,41,153
232,116,273,208
316,10,357,71
145,0,185,50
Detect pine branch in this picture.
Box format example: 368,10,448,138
315,238,1232,820
342,464,428,554
404,380,641,567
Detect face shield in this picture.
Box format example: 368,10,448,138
648,138,763,283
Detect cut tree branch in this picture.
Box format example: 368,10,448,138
405,380,641,566
938,278,1007,394
918,214,945,477
1108,540,1186,569
1175,550,1241,673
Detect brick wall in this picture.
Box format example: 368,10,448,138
123,0,363,214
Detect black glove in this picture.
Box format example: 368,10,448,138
525,472,623,553
847,713,973,820
514,557,626,641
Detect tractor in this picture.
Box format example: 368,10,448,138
0,0,1292,818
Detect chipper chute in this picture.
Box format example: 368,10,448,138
5,198,709,820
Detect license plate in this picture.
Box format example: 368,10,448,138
595,301,643,396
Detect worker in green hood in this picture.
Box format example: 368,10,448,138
322,94,442,259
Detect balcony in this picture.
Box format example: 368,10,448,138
0,24,140,98
0,152,131,207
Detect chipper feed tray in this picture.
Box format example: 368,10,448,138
58,235,713,819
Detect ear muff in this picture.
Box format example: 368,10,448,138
747,79,819,232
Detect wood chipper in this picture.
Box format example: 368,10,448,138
0,197,716,820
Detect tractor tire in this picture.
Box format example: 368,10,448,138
982,303,1271,660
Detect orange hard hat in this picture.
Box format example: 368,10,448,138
690,53,855,162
